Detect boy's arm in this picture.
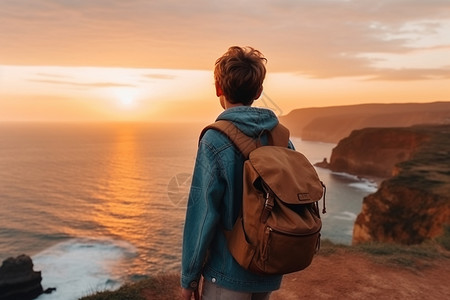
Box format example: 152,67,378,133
180,137,224,290
181,287,199,300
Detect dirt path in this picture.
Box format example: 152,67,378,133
141,248,449,299
271,249,450,300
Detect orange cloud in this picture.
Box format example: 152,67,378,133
0,0,449,80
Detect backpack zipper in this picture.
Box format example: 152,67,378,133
266,225,321,237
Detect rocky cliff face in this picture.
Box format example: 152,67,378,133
325,127,430,178
353,180,450,244
351,125,450,245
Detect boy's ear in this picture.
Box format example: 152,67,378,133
215,81,223,97
255,86,263,99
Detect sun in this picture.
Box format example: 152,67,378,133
114,88,139,110
119,95,134,108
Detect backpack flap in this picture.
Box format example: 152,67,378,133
249,146,324,205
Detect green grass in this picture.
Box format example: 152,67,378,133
347,227,450,270
79,273,179,300
436,225,450,251
80,287,142,300
316,238,350,256
315,226,450,271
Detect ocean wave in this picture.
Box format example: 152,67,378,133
331,171,362,181
33,237,137,300
333,211,358,221
331,171,378,193
348,181,378,193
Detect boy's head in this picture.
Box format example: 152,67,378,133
214,46,267,106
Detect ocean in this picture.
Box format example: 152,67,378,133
0,122,378,299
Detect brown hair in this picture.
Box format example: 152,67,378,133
214,46,267,106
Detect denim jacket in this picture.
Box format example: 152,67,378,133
181,106,294,292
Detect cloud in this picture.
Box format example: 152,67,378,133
35,72,71,79
28,79,136,88
143,74,176,80
0,0,449,80
366,67,450,81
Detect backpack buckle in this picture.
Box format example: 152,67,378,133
260,193,274,223
264,193,274,209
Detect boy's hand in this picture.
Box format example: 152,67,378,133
181,287,199,300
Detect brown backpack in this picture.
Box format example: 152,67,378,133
201,120,326,275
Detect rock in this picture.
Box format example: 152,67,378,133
352,124,450,245
326,127,430,178
314,158,329,168
0,255,43,300
43,287,57,294
353,180,450,244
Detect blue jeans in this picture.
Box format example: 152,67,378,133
201,279,272,300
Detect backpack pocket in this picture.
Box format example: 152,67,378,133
226,217,257,270
251,225,321,275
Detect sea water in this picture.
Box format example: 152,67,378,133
0,122,378,299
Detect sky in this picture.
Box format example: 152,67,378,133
0,0,449,122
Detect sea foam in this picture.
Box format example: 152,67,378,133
33,237,137,300
348,181,378,193
333,211,358,221
332,171,379,193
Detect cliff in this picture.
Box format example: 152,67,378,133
351,124,450,245
323,127,431,178
80,243,450,300
279,101,450,143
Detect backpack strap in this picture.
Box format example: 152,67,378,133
268,122,290,148
200,120,290,158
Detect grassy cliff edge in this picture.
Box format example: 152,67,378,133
80,234,450,300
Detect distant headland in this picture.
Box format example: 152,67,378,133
279,101,450,143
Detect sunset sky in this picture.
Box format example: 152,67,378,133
0,0,449,122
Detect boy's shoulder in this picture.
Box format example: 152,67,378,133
200,126,237,152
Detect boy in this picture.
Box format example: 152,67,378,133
181,46,292,300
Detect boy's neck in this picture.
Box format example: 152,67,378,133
221,96,247,110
